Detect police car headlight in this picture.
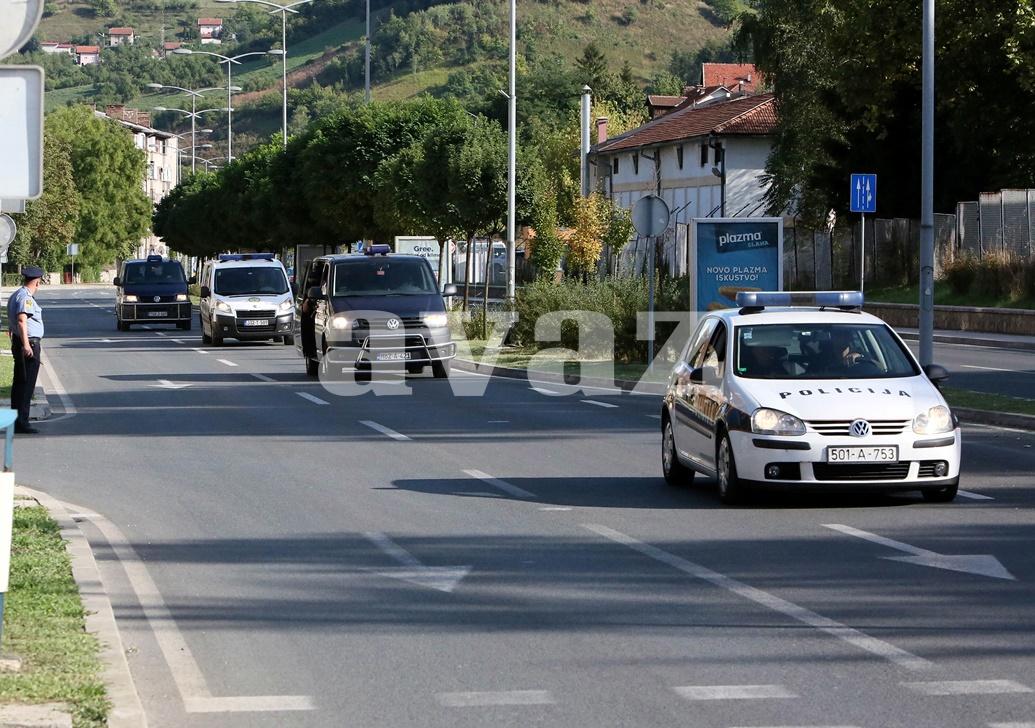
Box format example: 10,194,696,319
751,408,806,436
124,294,138,302
278,300,293,312
331,315,350,330
215,301,233,314
423,313,448,328
913,405,953,435
175,294,188,301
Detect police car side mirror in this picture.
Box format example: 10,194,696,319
923,364,949,386
113,276,121,287
199,286,211,298
307,286,326,301
442,283,458,297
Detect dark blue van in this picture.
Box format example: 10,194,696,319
113,255,193,331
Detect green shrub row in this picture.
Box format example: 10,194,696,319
943,252,1035,302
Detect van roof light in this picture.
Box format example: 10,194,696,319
364,244,391,256
735,291,864,312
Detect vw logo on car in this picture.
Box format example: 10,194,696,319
386,318,401,330
850,419,871,438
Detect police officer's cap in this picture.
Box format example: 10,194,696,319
21,266,44,281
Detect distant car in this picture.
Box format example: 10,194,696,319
295,245,457,378
113,255,192,331
661,291,961,504
197,253,294,346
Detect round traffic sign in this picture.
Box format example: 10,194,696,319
0,214,16,252
632,194,671,238
0,0,44,60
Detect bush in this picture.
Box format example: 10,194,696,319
942,255,977,296
941,252,1035,301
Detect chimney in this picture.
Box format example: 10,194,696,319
596,116,609,143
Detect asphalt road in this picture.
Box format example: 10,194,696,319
14,286,1035,728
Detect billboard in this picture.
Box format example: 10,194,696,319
394,236,443,281
689,218,783,314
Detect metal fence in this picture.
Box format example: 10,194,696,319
960,189,1035,256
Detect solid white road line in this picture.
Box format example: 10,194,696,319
192,348,208,355
989,723,1035,728
673,685,797,701
296,392,329,406
39,352,77,421
464,469,536,499
728,725,861,728
81,512,315,713
531,386,559,395
584,524,932,671
436,690,555,707
171,338,185,345
581,399,618,408
360,420,411,441
960,364,1015,372
539,506,572,511
647,414,662,419
216,359,238,367
902,680,1032,696
155,332,168,337
251,373,276,383
958,489,994,500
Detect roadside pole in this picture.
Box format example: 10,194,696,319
860,213,865,293
632,195,671,374
849,173,877,294
918,0,935,367
0,411,18,648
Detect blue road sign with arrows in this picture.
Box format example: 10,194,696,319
850,173,877,214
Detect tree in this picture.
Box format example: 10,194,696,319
567,194,607,278
646,71,685,96
9,130,81,271
576,42,609,91
46,106,152,272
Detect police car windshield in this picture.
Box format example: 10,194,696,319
123,261,185,284
214,267,289,296
333,259,437,297
735,324,919,380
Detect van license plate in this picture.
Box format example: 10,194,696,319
243,319,269,327
375,352,411,361
827,446,898,463
147,311,168,317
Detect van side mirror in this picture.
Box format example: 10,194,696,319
113,276,121,287
923,363,949,386
188,275,197,285
307,286,326,301
199,285,211,298
442,283,458,297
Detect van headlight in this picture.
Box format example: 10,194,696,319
124,294,138,302
331,315,350,330
175,293,188,301
423,313,448,328
751,408,806,436
215,300,233,314
913,405,953,434
278,300,293,312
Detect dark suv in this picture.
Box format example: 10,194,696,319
294,246,457,378
113,255,193,330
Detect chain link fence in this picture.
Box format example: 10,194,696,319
959,189,1035,257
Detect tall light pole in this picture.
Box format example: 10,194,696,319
364,0,371,103
919,0,935,367
173,48,273,161
505,0,516,301
165,128,214,175
216,0,314,148
149,82,233,172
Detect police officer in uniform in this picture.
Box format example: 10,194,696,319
7,267,45,434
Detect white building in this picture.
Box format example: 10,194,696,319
40,42,74,55
589,93,777,223
198,18,223,44
75,45,100,65
107,27,135,46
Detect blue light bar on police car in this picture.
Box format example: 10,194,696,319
218,253,276,261
364,244,391,256
735,291,864,309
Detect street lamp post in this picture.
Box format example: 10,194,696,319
173,48,275,161
919,0,935,367
149,82,233,172
365,0,371,103
505,0,516,301
165,128,214,174
216,0,314,148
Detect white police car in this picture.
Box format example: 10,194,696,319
661,291,961,504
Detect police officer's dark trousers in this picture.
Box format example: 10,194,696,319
11,338,41,427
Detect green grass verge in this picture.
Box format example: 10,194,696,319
0,507,108,728
868,283,1035,310
942,386,1035,418
0,354,11,401
460,340,671,384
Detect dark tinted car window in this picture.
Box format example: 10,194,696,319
333,258,437,296
123,261,186,285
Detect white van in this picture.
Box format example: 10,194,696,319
198,254,294,346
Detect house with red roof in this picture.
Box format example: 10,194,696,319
75,45,101,65
198,18,223,44
701,63,763,94
40,42,75,56
108,27,135,46
589,94,778,224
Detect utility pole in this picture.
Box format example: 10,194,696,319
580,85,591,197
505,0,516,301
919,0,935,366
364,0,371,103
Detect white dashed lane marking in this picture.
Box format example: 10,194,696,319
902,680,1032,696
192,348,208,355
673,685,798,701
251,373,276,383
216,359,238,367
360,420,411,441
581,399,618,408
436,691,555,707
296,392,329,406
958,490,994,500
464,469,536,499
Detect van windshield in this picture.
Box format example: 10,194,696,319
123,261,185,284
333,259,437,296
735,323,919,380
214,267,289,296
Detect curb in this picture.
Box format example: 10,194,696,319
953,407,1035,431
896,331,1035,352
17,487,148,728
453,358,668,395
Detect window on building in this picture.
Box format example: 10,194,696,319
612,157,620,174
633,153,639,175
677,145,684,170
700,143,708,167
147,162,156,180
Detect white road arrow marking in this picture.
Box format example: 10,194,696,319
824,524,1016,580
150,379,191,390
364,532,470,593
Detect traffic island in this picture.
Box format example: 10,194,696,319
0,503,108,728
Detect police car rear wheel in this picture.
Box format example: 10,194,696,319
717,432,747,505
662,419,693,486
921,480,959,503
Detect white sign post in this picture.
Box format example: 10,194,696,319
67,243,79,284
